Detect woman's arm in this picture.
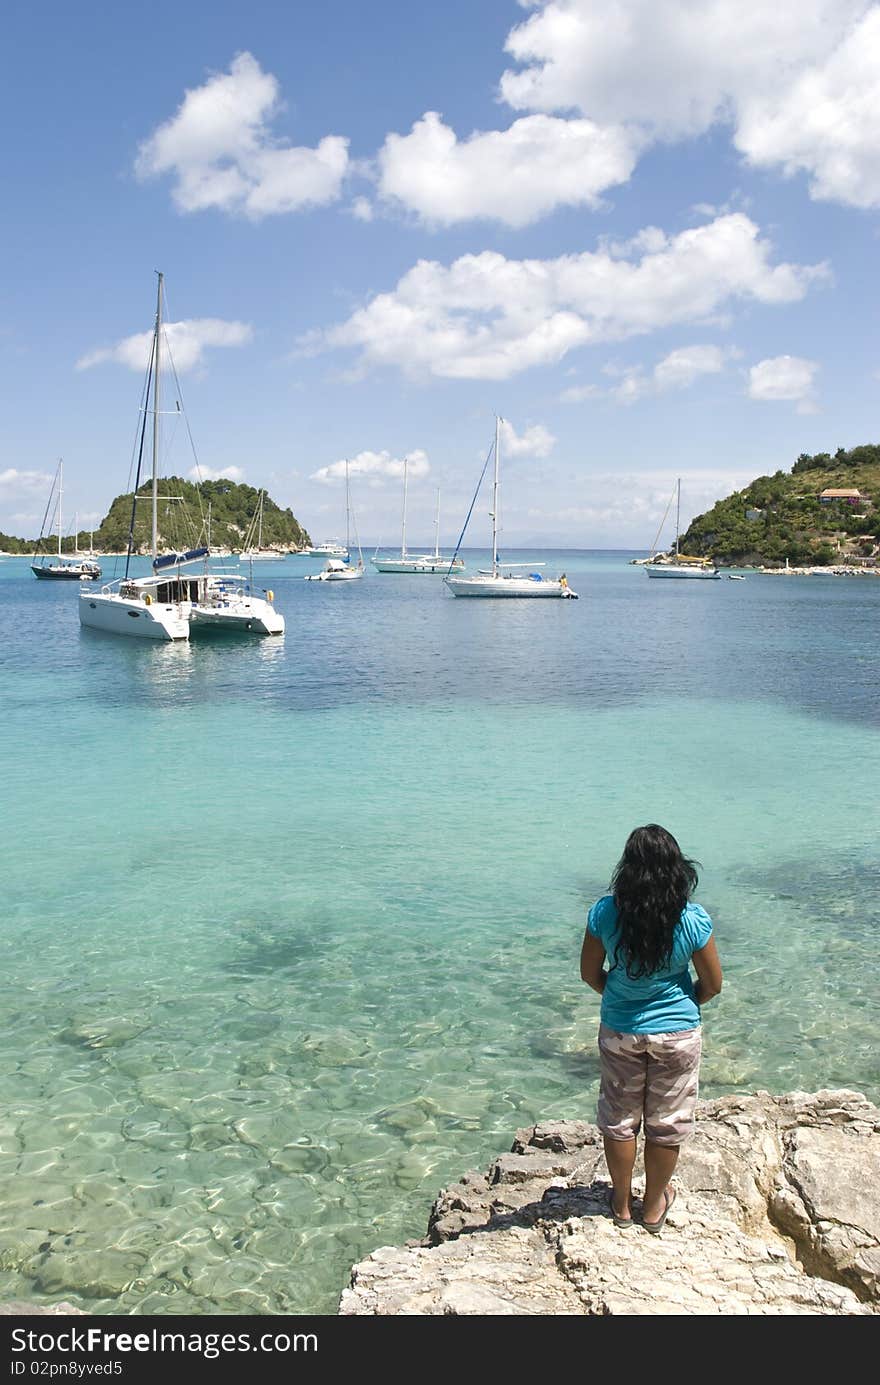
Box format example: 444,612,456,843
692,936,723,1005
580,931,608,994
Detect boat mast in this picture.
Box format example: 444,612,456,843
401,457,408,559
345,461,351,552
151,272,163,561
491,415,501,576
675,477,681,559
57,459,63,559
257,491,264,549
433,487,440,560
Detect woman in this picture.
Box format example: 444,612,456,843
580,824,722,1232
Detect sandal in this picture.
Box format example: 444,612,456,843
642,1185,676,1234
607,1186,633,1229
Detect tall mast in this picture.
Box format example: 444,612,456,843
400,457,408,559
675,477,681,559
151,271,163,560
57,458,63,559
345,461,351,551
491,415,501,576
433,487,440,560
257,491,264,549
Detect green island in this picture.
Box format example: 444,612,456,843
0,478,311,555
679,443,880,568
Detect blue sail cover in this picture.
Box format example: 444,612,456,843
153,547,209,571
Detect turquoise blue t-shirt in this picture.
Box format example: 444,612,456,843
586,894,713,1034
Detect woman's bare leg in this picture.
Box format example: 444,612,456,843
642,1141,679,1223
603,1135,636,1220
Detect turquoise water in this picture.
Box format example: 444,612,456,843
0,551,878,1313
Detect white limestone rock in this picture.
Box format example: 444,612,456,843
341,1089,880,1316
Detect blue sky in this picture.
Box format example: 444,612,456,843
2,0,878,547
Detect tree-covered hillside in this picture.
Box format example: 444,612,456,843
679,444,880,566
1,478,310,555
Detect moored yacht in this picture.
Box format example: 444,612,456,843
304,539,349,558
80,273,286,640
445,418,577,599
644,480,721,580
371,467,464,574
80,274,194,639
32,461,101,581
305,461,364,583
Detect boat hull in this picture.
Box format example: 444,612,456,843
304,570,363,582
190,601,284,635
645,565,721,579
445,575,577,598
33,564,101,580
79,591,190,640
371,557,464,574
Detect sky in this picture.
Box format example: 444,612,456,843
2,0,879,548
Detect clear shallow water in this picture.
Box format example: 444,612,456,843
0,551,878,1313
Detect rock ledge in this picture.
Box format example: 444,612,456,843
340,1089,880,1315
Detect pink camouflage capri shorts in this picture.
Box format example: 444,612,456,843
597,1023,702,1145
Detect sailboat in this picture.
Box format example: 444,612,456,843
238,491,277,561
205,501,232,558
79,275,194,638
371,462,464,574
444,418,577,599
305,460,364,581
32,460,101,580
79,273,284,639
644,479,721,579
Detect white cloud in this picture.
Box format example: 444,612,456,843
350,196,375,222
0,468,53,496
734,9,880,208
376,110,637,227
310,449,430,485
748,355,819,410
77,318,253,373
653,344,730,391
136,52,349,218
500,420,556,457
500,1,880,210
559,382,602,403
188,465,245,482
309,214,825,381
564,344,733,404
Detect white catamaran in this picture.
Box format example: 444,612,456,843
644,479,721,579
445,418,577,599
371,462,464,574
79,273,284,639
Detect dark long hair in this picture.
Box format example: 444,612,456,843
611,825,699,978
